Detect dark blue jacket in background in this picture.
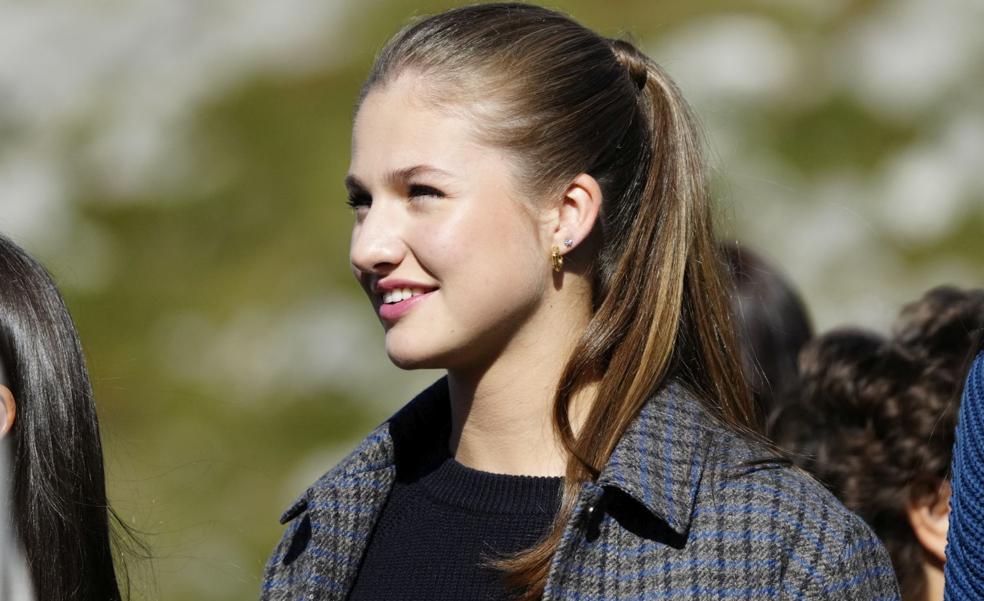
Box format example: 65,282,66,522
945,350,984,600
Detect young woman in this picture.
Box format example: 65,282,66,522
0,234,127,600
262,4,899,600
771,286,984,601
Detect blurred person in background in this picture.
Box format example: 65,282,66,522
263,4,897,600
770,286,984,601
721,241,814,428
0,233,133,601
944,329,984,599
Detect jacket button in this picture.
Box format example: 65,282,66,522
583,499,603,541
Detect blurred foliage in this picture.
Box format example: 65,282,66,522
0,0,980,599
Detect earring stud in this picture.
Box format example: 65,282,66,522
563,239,574,248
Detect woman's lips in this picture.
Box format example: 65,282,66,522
378,290,434,321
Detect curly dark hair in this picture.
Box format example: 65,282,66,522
893,286,984,373
769,285,984,601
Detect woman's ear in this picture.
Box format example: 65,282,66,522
552,173,602,253
0,385,15,438
906,480,951,564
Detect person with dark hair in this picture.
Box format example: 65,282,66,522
944,330,984,599
721,241,814,426
770,286,984,601
262,4,897,600
0,234,128,600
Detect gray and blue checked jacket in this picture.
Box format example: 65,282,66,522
262,379,900,600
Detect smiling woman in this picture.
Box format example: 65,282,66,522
347,86,567,373
261,4,900,600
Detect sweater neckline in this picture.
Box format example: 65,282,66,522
416,456,563,515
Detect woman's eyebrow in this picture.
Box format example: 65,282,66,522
345,165,454,192
386,165,455,186
344,174,366,193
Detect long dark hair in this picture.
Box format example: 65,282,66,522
361,4,756,597
0,234,126,600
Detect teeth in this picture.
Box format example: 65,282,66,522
382,287,427,304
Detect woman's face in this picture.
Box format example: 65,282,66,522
348,74,552,370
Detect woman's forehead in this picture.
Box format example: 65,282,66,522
350,81,502,184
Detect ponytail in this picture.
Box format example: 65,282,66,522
498,41,756,600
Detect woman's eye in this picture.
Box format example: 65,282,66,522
408,184,445,199
346,192,371,209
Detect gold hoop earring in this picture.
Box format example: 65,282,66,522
551,246,563,273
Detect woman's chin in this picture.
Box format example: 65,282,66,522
384,344,444,370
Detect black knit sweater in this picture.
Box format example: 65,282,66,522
347,440,563,600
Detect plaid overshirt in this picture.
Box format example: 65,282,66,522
261,379,900,600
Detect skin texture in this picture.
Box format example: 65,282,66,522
0,385,13,438
907,484,950,601
347,73,601,476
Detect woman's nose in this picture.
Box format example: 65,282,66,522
349,205,406,276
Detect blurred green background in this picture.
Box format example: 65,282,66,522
0,0,981,599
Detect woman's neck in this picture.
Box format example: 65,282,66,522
446,283,595,477
921,558,944,601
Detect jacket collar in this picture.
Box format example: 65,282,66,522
278,380,450,525
596,382,715,535
285,378,714,536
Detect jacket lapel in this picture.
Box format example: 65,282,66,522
281,424,396,601
280,379,452,600
305,460,397,597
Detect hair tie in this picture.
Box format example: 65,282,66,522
609,39,648,92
